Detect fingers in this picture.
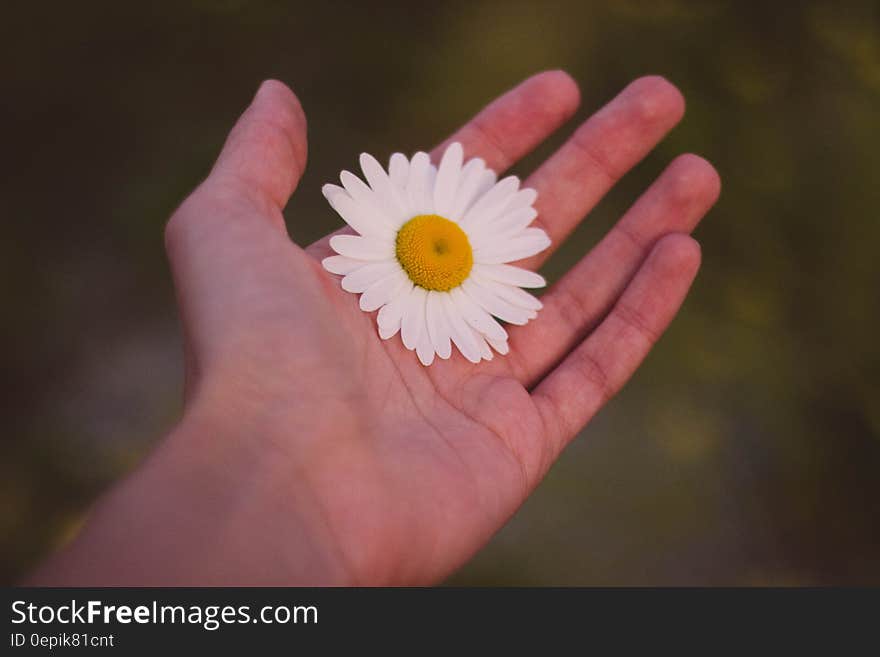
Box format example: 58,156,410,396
517,75,686,270
509,153,720,386
306,70,580,259
431,69,581,170
531,233,701,457
209,79,308,215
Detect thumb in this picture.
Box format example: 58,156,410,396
209,79,308,212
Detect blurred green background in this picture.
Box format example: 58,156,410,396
2,0,879,585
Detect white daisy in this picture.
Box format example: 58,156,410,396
321,142,551,366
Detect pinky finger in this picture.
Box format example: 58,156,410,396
531,233,702,458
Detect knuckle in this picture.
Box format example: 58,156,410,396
614,221,647,253
164,199,193,252
554,284,593,336
613,300,660,344
534,393,571,464
468,114,510,170
569,125,618,183
571,350,612,405
163,184,214,253
163,212,181,250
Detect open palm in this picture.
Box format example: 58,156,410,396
145,71,720,585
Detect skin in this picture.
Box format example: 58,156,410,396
29,71,720,586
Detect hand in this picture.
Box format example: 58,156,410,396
30,72,719,586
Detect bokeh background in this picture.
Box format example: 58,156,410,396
2,0,879,585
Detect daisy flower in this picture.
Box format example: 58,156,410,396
321,142,550,366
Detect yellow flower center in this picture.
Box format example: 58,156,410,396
395,214,473,291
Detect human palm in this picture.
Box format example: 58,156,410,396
35,72,719,586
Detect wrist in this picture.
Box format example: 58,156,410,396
158,408,356,585
29,393,354,586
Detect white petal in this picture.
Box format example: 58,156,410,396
460,175,520,229
324,186,394,239
339,170,395,230
448,287,508,342
476,169,497,197
504,188,538,212
424,165,438,213
492,206,539,233
360,153,407,224
322,255,368,276
472,228,551,264
487,336,510,355
377,282,414,339
473,263,546,288
330,234,394,261
461,278,533,325
441,293,482,363
389,153,409,188
468,207,538,246
472,328,493,361
339,169,369,198
321,183,347,204
425,291,452,359
449,157,486,220
378,323,398,340
360,153,395,200
360,270,408,312
416,329,435,366
401,286,428,350
341,261,400,293
406,152,434,217
377,283,413,329
433,142,463,218
472,274,543,311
